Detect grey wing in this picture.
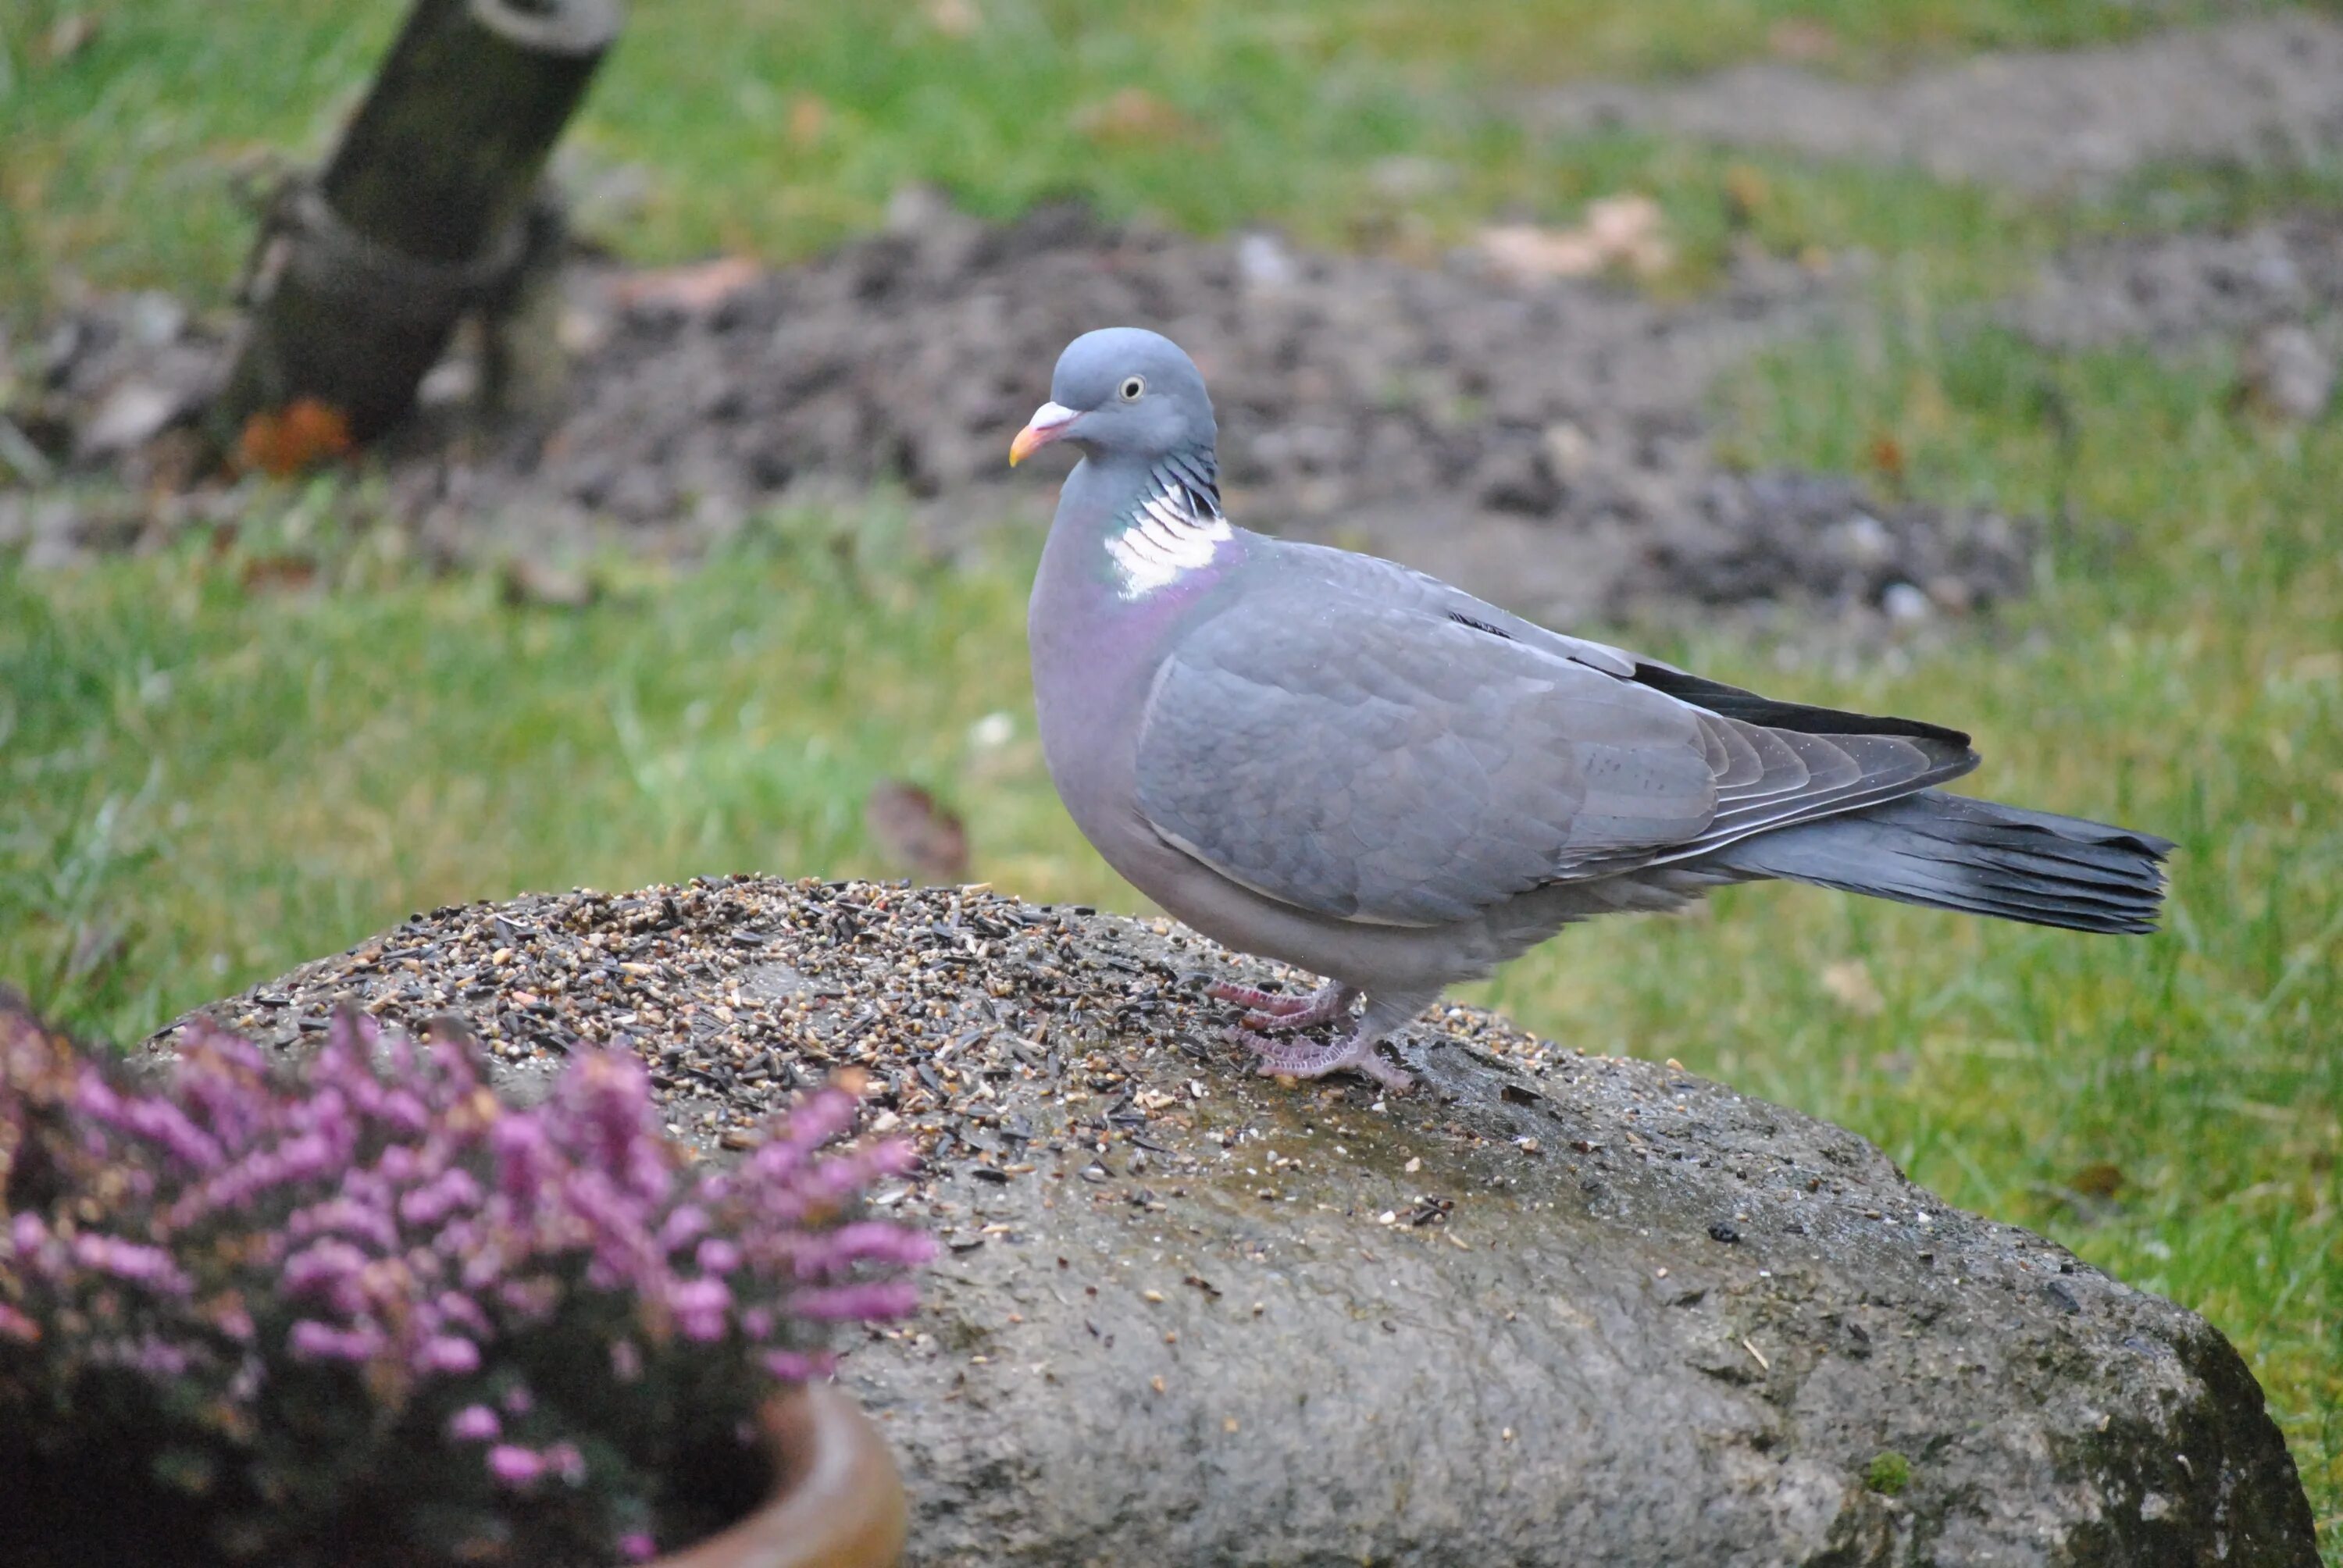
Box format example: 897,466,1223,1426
1259,537,1640,678
1132,595,1721,925
1133,588,1978,927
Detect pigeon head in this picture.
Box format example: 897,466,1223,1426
1010,328,1215,469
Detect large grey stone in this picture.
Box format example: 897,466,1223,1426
173,877,2320,1566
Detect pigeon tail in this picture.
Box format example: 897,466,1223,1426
1708,789,2174,935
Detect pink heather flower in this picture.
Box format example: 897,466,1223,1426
694,1238,741,1275
610,1338,644,1381
287,1319,386,1363
545,1441,587,1484
670,1277,732,1342
486,1444,544,1488
70,1233,192,1295
659,1205,710,1251
447,1404,501,1441
208,1299,256,1342
9,1212,49,1261
762,1349,834,1382
280,1238,369,1303
73,1073,226,1173
619,1532,658,1561
433,1290,490,1336
501,1383,534,1415
0,1303,40,1342
790,1281,922,1322
414,1335,482,1375
398,1167,484,1228
129,1337,193,1376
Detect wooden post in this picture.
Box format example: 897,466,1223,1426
216,0,622,452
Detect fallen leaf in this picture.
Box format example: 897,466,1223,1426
1868,432,1906,482
1722,162,1772,223
608,256,763,314
499,557,595,609
925,0,981,36
1817,959,1885,1017
78,380,187,458
1478,194,1671,283
234,398,352,478
865,779,971,884
1767,17,1840,62
45,12,101,64
2069,1162,2127,1201
1479,225,1606,281
239,556,319,593
1071,87,1197,146
787,94,830,149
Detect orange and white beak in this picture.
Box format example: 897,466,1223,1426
1008,401,1082,466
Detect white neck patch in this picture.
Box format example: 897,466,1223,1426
1107,469,1232,597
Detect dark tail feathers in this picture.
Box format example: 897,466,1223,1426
1711,789,2174,935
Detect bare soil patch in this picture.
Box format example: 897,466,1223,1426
8,200,2027,630
1524,12,2343,194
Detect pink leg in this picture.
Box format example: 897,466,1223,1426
1207,979,1355,1034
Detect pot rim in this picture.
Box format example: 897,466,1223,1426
648,1382,906,1568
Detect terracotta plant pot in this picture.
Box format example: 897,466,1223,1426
652,1384,908,1568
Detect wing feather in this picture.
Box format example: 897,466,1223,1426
1132,551,1978,926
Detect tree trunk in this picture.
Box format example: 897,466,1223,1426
215,0,622,452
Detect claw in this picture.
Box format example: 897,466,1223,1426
1232,1027,1413,1092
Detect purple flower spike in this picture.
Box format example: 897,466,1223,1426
487,1444,545,1488
415,1335,482,1375
448,1404,501,1442
288,1319,387,1363
669,1278,733,1342
0,1302,41,1342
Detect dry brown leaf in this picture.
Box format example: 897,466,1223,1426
608,256,763,314
787,94,830,149
45,12,101,64
234,398,352,478
2069,1162,2127,1201
1478,194,1672,283
1817,959,1885,1017
865,779,971,884
1767,17,1840,62
925,0,981,37
1071,87,1197,146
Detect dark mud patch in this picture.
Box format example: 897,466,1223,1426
5,200,2027,630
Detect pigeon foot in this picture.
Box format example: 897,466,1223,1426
1234,1024,1414,1092
1208,979,1356,1034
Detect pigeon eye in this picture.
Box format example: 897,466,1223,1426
1118,376,1146,402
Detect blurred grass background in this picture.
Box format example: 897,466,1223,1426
2,0,2338,1545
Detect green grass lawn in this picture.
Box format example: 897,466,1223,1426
0,0,2316,316
3,0,2338,1548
